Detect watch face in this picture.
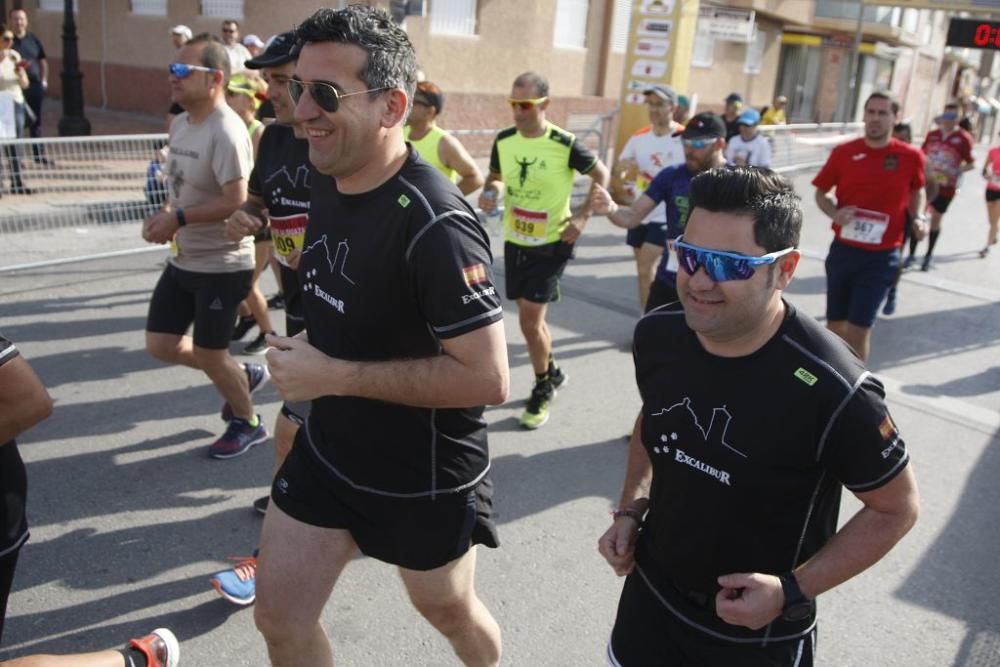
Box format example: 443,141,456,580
782,601,814,622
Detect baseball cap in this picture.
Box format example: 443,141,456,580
677,94,690,109
243,34,265,49
170,25,192,40
226,73,265,109
643,84,677,104
245,30,299,69
725,92,743,106
675,112,726,139
737,108,761,126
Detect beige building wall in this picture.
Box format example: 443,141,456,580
689,18,784,114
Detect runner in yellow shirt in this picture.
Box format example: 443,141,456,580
405,80,484,195
479,71,609,429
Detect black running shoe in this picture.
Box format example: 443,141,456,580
232,315,256,341
242,332,271,356
266,293,285,310
548,362,568,390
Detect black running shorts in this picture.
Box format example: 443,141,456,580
929,194,953,214
271,428,500,571
608,570,817,667
0,441,28,645
504,241,573,304
146,264,253,350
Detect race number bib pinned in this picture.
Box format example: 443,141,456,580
665,236,679,273
841,207,889,246
270,212,308,267
509,207,550,246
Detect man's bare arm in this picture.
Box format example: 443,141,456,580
0,354,53,444
440,134,485,196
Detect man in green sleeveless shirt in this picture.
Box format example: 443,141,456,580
405,80,484,195
479,71,609,429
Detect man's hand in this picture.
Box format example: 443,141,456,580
591,183,616,216
714,572,784,630
478,186,500,214
225,209,264,242
560,215,587,244
832,206,855,228
597,518,641,576
142,210,178,244
265,334,345,402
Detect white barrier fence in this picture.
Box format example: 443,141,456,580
0,123,862,272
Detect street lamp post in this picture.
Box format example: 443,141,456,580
57,0,90,136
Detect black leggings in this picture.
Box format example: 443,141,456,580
0,549,20,646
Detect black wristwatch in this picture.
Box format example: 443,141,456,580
778,572,813,622
175,208,187,227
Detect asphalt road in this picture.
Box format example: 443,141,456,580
0,165,997,666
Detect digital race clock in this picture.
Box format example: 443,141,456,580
947,18,1000,50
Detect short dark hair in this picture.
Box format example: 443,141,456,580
688,167,802,252
864,91,900,116
892,122,912,143
188,33,230,83
944,101,960,111
296,6,417,105
513,71,549,99
415,81,444,114
222,19,239,28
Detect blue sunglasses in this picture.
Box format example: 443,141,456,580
169,63,218,78
683,138,716,149
674,236,794,282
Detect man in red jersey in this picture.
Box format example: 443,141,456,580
907,102,975,271
813,92,926,361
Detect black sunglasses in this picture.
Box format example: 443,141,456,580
287,78,390,113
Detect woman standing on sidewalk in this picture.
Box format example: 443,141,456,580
0,23,30,196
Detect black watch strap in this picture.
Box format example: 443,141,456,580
779,572,812,622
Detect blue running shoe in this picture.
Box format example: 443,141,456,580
208,416,267,459
221,362,270,422
210,555,257,606
882,288,897,316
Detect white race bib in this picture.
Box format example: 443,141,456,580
841,208,889,246
665,237,679,273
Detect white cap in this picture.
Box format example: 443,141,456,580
170,25,192,40
242,34,265,48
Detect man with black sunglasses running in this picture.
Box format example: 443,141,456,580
598,167,919,666
253,7,508,666
478,71,609,430
142,34,266,460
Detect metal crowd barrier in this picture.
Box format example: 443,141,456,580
0,122,862,272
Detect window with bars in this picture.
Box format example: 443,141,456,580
611,0,632,54
553,0,590,49
131,0,167,16
430,0,478,36
692,27,714,68
39,0,78,11
744,28,766,75
201,0,245,19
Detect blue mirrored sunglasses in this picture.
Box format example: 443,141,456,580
682,138,715,149
169,63,218,78
674,236,794,282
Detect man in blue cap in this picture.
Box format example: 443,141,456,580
725,108,771,167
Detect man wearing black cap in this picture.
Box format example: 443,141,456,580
594,111,727,311
405,81,484,195
208,30,313,606
611,84,685,313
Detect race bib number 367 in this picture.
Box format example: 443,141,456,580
841,207,889,246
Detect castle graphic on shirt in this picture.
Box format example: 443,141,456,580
649,397,748,459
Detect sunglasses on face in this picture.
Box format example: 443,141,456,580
1,35,12,41
221,28,236,33
674,236,794,282
508,97,548,111
169,63,218,78
682,138,716,149
287,78,390,113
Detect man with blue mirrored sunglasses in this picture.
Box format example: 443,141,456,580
593,111,728,313
599,167,919,667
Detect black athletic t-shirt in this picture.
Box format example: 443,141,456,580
300,148,503,497
11,33,45,85
0,334,29,556
632,301,909,642
248,123,311,263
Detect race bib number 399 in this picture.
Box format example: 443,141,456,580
841,207,889,246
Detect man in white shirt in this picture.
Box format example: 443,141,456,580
611,84,686,312
220,19,251,75
725,108,772,168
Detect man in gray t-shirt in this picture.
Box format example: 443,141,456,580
142,35,268,460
